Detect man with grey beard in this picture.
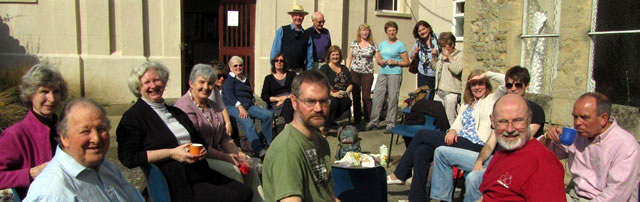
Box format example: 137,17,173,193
478,94,565,201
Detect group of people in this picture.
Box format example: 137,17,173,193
386,65,640,201
1,4,639,202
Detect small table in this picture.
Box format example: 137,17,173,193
331,166,388,202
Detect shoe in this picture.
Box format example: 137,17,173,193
387,175,405,185
365,123,377,131
383,124,395,134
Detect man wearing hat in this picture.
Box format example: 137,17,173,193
270,5,313,72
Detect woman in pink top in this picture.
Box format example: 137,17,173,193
0,64,68,198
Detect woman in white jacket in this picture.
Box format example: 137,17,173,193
386,69,506,202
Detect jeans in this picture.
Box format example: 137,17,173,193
430,146,479,201
418,73,435,89
226,105,273,152
464,156,492,202
392,130,484,202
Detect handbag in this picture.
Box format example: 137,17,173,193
408,55,419,74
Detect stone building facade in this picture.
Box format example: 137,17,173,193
463,0,639,138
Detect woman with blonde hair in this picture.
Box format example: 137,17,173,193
346,24,377,124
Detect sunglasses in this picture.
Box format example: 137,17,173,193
317,20,326,24
217,74,227,79
232,64,243,67
468,80,486,87
274,59,285,63
506,82,524,89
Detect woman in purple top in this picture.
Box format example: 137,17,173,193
0,64,68,198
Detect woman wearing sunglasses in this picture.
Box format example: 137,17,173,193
261,53,296,124
386,69,507,202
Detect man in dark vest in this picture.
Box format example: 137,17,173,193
270,5,313,72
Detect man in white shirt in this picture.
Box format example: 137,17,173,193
25,99,143,202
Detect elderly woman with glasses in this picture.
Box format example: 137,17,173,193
222,56,273,158
0,64,68,199
117,61,252,202
261,53,295,124
386,69,507,202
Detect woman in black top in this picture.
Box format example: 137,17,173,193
319,46,353,134
261,54,296,123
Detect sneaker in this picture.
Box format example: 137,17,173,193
384,124,395,134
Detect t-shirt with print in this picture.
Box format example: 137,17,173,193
480,139,565,202
262,124,333,202
378,40,407,75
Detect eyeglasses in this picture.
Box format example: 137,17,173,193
506,82,524,89
317,20,325,24
299,98,331,107
468,80,486,87
495,118,527,130
274,59,285,63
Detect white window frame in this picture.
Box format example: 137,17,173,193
519,0,561,95
452,0,465,41
587,0,640,92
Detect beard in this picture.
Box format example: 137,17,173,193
496,130,530,151
302,112,327,129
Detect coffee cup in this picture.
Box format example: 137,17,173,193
559,127,578,146
188,144,204,155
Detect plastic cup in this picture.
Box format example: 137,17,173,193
560,127,578,146
188,144,204,155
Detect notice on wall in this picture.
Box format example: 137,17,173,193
227,11,239,27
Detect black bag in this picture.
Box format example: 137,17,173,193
335,125,361,160
408,56,419,74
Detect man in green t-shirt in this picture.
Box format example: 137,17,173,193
263,70,337,202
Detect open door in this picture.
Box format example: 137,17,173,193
218,0,256,89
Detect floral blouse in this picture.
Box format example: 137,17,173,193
349,41,377,74
458,102,484,145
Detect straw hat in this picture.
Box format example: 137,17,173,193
287,5,308,15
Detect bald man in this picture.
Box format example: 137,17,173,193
479,94,565,201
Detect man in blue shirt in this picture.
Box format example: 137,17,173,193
305,11,331,70
24,99,143,202
270,5,313,72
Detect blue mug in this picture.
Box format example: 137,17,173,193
560,127,578,146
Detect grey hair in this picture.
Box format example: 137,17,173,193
128,61,170,97
228,56,244,68
56,98,110,139
189,63,217,83
19,63,69,107
312,12,323,21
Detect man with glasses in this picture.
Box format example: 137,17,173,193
478,94,565,201
429,66,546,202
271,5,313,72
262,70,337,202
306,12,331,70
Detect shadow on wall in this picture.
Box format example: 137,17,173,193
0,16,39,132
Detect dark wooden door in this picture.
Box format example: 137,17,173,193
218,0,256,89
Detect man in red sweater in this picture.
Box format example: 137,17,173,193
479,94,565,201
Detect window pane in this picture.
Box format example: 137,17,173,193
524,0,560,34
455,17,464,37
595,0,640,31
377,0,396,11
522,37,559,94
592,34,640,107
456,2,465,14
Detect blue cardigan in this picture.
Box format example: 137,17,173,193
222,74,255,109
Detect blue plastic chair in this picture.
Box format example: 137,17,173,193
387,114,439,167
147,164,171,202
11,188,21,202
332,166,387,202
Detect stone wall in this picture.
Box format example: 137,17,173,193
464,0,640,140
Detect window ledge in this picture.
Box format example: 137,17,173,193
375,11,412,19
